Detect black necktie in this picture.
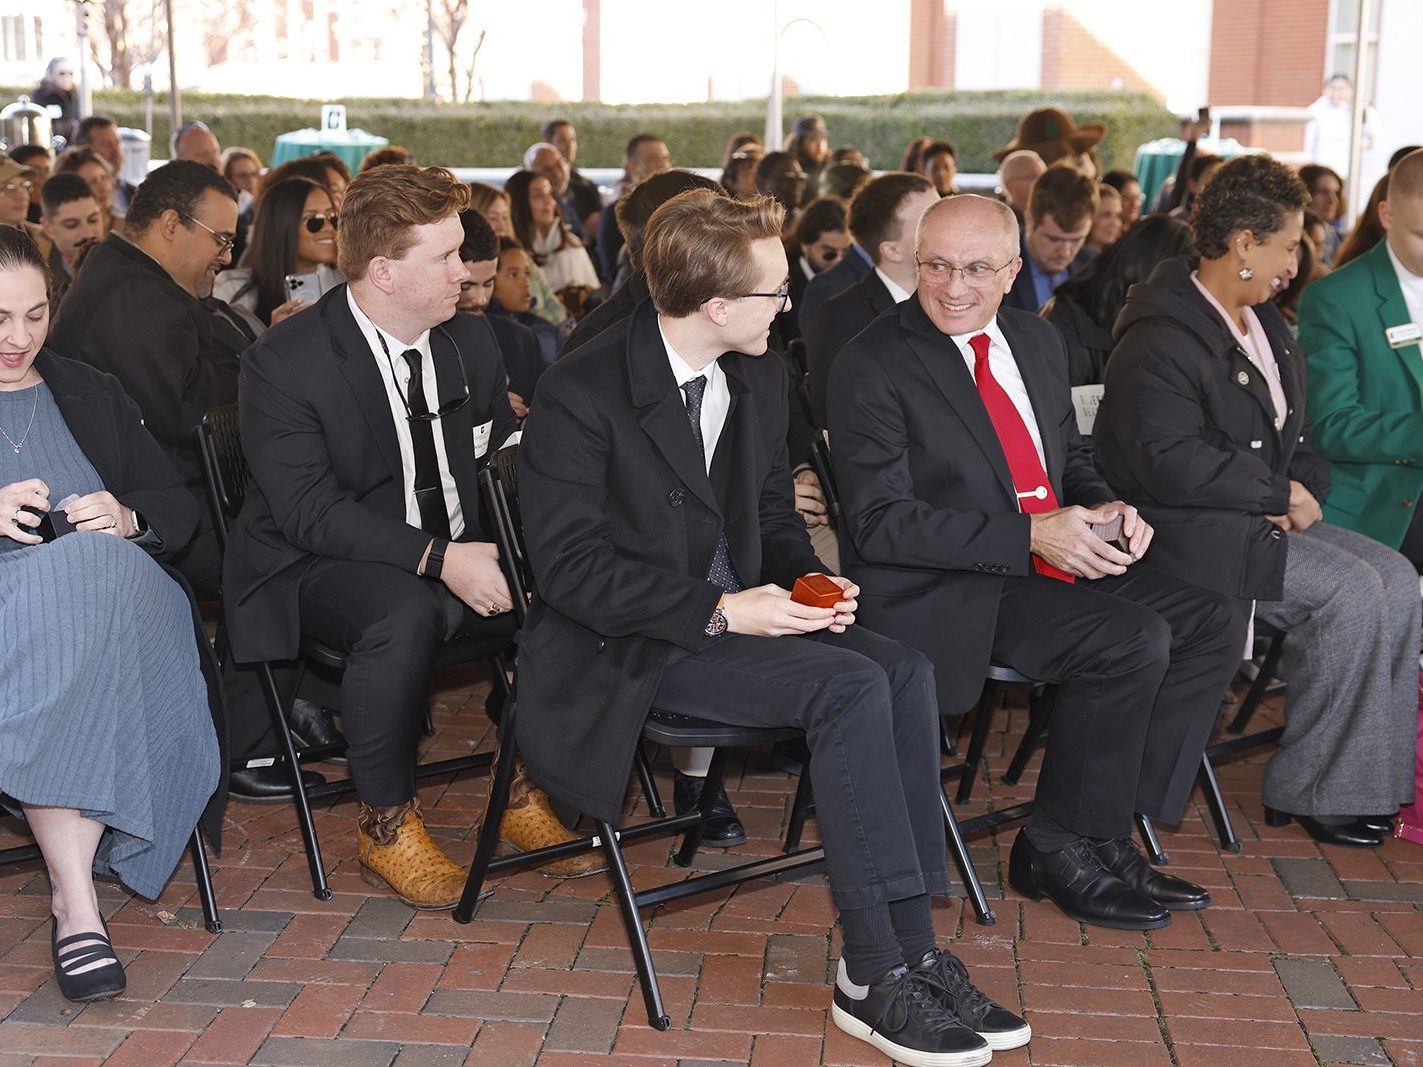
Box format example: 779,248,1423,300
401,348,452,539
680,375,743,593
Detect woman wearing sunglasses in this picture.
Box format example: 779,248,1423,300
213,177,342,331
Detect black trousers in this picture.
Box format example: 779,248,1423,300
228,558,514,806
990,564,1244,840
653,624,947,912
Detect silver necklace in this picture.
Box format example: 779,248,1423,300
0,388,39,454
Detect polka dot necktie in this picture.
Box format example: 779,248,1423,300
681,375,743,593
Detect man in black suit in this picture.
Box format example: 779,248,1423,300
796,217,875,336
518,189,1030,1067
1002,165,1096,312
829,195,1244,932
804,172,938,426
457,210,544,419
224,165,596,909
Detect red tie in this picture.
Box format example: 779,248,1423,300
969,332,1074,583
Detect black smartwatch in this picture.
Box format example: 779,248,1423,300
423,538,449,581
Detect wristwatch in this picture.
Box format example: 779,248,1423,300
704,594,728,638
126,509,147,539
423,538,449,581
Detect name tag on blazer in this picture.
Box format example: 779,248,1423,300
472,420,493,458
1386,323,1423,349
1071,384,1104,436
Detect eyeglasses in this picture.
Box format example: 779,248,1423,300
738,284,791,314
915,257,1016,288
301,211,339,234
181,213,235,256
0,180,32,195
374,328,471,422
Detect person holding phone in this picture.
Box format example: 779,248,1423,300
0,225,221,1003
213,176,343,332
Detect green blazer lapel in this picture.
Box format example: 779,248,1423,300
1366,241,1423,401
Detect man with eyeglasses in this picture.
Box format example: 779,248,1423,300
1003,164,1097,312
829,194,1245,933
0,157,36,229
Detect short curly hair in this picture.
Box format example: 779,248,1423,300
1189,154,1308,259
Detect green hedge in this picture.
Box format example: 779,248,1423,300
11,87,1176,173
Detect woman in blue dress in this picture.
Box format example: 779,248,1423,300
0,226,220,1003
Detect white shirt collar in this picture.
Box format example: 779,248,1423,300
1387,242,1423,298
948,315,1010,355
346,287,432,364
874,266,913,304
798,255,816,282
657,317,720,388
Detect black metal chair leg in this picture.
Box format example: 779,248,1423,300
598,819,671,1030
189,828,222,934
256,662,331,901
674,748,728,867
939,787,995,926
633,745,665,818
453,708,520,923
1198,752,1241,852
1229,634,1284,734
782,770,814,853
956,684,998,803
1135,813,1168,866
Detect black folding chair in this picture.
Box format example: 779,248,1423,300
454,444,831,1030
196,405,513,901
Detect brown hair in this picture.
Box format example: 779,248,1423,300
360,146,418,172
1334,172,1387,268
337,164,470,279
642,190,783,317
465,181,509,218
1027,164,1099,230
848,172,934,263
1190,154,1308,261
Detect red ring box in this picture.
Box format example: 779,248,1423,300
791,573,844,608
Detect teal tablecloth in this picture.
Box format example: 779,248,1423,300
1133,138,1251,210
271,129,389,172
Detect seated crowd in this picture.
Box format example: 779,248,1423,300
1,104,1421,1066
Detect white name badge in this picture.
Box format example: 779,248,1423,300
1386,323,1423,349
472,420,492,458
1071,384,1105,436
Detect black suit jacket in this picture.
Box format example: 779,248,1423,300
484,312,545,405
517,299,825,822
50,235,245,494
223,285,517,663
1002,234,1093,314
796,244,873,336
828,300,1113,716
806,269,895,427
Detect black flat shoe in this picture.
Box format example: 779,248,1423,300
289,698,348,761
229,764,328,803
1092,836,1210,911
1264,808,1385,848
52,920,125,1003
1008,830,1171,930
673,770,747,847
1360,814,1397,834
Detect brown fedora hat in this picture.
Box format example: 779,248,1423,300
993,107,1107,163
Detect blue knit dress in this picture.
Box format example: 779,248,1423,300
0,382,219,899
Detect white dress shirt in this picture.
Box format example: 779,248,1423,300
952,317,1047,469
1387,242,1423,329
346,288,465,538
874,266,913,305
659,319,729,474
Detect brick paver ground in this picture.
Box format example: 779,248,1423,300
3,665,1421,1066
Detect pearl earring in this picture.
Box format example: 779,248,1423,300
1238,266,1254,281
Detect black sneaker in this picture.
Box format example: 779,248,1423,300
831,959,992,1067
913,948,1032,1051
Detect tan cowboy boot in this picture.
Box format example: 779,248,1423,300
357,797,468,909
496,757,606,878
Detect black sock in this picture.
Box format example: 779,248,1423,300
839,901,903,986
1025,809,1080,852
889,894,936,966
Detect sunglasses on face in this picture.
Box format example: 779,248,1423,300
302,211,339,234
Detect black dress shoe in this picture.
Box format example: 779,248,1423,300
52,919,125,1003
289,698,348,759
1264,808,1385,847
1360,814,1397,834
229,764,328,803
1008,830,1171,930
1091,837,1209,911
672,770,747,847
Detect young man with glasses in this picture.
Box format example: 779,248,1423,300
828,194,1245,932
518,188,1031,1067
224,164,599,907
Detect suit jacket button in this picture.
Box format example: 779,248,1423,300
597,639,606,652
667,488,685,506
1271,529,1283,539
1405,500,1415,509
